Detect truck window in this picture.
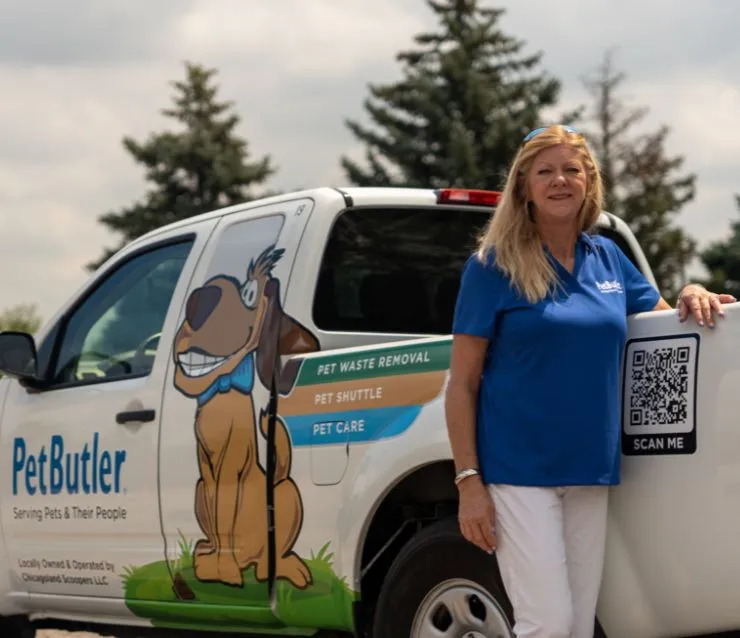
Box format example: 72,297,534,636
49,239,193,387
313,210,649,336
313,207,490,335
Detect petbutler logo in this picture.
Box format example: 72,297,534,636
12,433,127,496
596,280,624,294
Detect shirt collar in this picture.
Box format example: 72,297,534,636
579,232,596,253
542,232,596,257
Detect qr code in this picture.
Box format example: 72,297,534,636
623,335,698,436
628,346,690,426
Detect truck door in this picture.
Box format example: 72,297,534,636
0,222,214,617
597,303,740,637
150,197,319,630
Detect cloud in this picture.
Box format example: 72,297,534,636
499,0,740,83
0,0,195,66
173,0,426,80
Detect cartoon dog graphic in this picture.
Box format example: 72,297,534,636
172,245,319,589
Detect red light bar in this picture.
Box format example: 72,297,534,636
437,188,501,206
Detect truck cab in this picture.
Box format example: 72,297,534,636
0,186,737,638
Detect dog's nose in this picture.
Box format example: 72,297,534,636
186,285,222,331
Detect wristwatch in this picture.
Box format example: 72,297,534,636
454,467,480,486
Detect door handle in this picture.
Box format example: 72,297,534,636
116,409,156,424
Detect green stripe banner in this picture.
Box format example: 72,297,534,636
296,337,452,386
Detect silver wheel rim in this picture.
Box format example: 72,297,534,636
410,577,513,638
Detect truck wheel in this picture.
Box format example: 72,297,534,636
0,616,34,638
372,517,514,638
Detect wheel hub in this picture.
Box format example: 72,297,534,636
410,577,513,638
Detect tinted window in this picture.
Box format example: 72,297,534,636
313,207,490,334
313,210,649,336
51,240,193,386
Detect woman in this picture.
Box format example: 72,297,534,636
444,124,735,638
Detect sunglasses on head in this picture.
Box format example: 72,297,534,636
522,125,579,143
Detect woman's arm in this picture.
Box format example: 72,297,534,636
445,333,487,475
445,333,496,554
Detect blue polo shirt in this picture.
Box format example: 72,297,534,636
452,233,661,487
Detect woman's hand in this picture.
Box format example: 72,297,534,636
677,284,737,328
458,477,497,554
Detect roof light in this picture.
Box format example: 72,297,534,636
436,188,501,206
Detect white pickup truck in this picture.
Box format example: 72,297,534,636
0,186,738,638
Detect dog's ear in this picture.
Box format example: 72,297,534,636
278,358,303,395
256,278,320,392
276,317,320,394
278,314,320,355
256,278,283,390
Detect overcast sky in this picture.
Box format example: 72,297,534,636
1,0,738,323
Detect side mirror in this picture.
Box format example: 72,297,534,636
0,332,39,381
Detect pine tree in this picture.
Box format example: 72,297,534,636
89,62,275,270
341,0,575,189
699,195,740,299
580,51,697,300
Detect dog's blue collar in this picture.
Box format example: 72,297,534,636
197,352,255,407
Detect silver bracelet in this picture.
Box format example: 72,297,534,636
454,467,480,486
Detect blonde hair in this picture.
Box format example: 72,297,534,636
477,125,604,303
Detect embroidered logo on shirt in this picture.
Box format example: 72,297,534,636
596,280,624,294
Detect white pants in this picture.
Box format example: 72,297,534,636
489,484,609,638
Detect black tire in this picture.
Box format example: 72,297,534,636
371,517,514,638
0,616,34,638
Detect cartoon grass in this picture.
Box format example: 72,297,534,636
121,534,357,633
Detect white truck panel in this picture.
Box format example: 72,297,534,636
599,303,740,637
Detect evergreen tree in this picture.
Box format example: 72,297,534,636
341,0,575,189
580,51,696,300
89,62,275,270
699,195,740,299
